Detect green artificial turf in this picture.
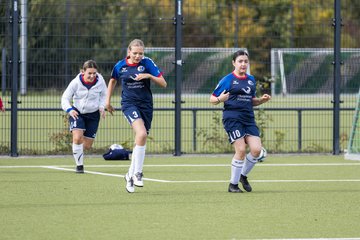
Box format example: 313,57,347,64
0,155,359,239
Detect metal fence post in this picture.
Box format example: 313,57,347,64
10,0,19,157
192,109,197,152
298,110,302,152
1,48,6,96
20,0,27,95
332,0,342,155
174,0,183,156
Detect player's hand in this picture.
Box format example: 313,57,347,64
100,109,106,119
69,110,79,120
106,104,115,116
261,94,271,103
219,90,230,102
133,73,150,81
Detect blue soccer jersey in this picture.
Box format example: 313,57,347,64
212,72,257,125
111,56,162,108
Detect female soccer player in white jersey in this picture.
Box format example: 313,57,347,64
61,60,107,173
210,50,271,193
106,39,167,193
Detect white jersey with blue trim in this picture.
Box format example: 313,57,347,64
212,72,257,124
111,56,162,108
61,73,107,114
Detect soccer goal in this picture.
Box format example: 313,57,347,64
345,87,360,160
270,48,360,96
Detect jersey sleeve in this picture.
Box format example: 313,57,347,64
110,61,123,81
61,77,77,112
248,74,257,98
97,73,108,110
144,57,162,77
212,75,232,97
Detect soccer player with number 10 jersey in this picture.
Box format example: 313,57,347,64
210,50,271,193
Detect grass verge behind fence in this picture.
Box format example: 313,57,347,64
0,94,357,154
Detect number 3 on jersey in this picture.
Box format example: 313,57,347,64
132,111,138,118
127,110,139,124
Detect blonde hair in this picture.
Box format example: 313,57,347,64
128,39,145,51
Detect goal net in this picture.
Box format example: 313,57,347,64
345,87,360,160
270,48,360,95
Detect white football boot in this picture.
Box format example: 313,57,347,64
133,172,144,187
124,173,135,193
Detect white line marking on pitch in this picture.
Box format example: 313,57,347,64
41,166,170,183
169,179,360,183
1,162,360,169
40,166,360,183
2,164,360,184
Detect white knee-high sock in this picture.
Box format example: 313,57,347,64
230,159,244,184
133,145,146,174
241,153,257,176
128,151,135,177
72,143,84,166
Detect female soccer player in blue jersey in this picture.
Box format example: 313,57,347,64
61,60,108,173
106,39,167,193
210,50,271,193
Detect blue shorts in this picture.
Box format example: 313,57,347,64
122,105,153,133
223,118,260,144
69,110,100,139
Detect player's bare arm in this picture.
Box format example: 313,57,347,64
209,90,230,105
252,94,271,106
106,78,117,115
134,73,167,88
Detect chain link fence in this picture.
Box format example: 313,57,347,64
0,0,359,155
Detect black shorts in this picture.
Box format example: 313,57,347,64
69,110,100,138
223,118,260,144
121,105,153,133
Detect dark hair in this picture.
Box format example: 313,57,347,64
82,60,98,71
232,50,249,61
